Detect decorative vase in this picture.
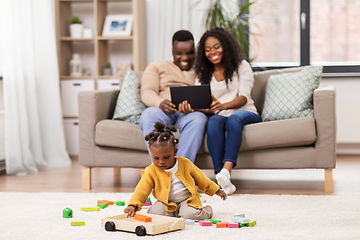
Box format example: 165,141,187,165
70,24,83,38
103,68,112,76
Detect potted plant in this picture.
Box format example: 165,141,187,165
70,16,83,38
201,0,256,61
103,62,112,76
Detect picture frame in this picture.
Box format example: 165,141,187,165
102,14,133,37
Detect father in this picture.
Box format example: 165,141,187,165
140,30,207,163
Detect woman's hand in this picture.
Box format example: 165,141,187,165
124,205,136,217
159,100,177,115
215,189,227,200
178,100,194,114
210,95,226,111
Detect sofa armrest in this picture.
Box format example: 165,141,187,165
314,86,336,168
78,89,120,166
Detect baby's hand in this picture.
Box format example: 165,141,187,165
216,189,227,200
124,205,136,217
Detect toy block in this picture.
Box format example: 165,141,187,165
81,207,100,212
134,214,152,222
97,200,114,205
199,220,212,226
231,216,250,224
71,221,85,226
216,222,228,228
227,222,239,228
245,220,256,227
234,213,245,218
204,219,221,224
116,201,125,206
146,197,151,202
63,208,73,218
239,223,245,227
98,203,108,209
185,219,195,225
144,201,152,206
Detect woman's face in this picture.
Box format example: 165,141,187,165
150,143,178,170
204,36,223,65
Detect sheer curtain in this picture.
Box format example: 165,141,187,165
0,0,71,175
145,0,208,64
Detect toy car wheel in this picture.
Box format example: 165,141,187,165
135,225,146,236
105,221,116,231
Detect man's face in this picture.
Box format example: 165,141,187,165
172,40,195,71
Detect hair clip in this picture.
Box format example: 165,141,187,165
152,136,156,139
163,137,167,140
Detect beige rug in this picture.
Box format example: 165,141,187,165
0,192,359,240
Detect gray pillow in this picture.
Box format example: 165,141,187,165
261,65,322,121
112,69,147,124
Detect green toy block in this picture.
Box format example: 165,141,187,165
245,220,256,227
146,197,151,202
116,201,125,206
97,203,108,209
63,208,73,218
80,207,100,212
239,223,245,227
71,221,85,226
204,219,221,224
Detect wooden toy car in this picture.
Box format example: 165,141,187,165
101,213,185,236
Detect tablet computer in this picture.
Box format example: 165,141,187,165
170,84,212,109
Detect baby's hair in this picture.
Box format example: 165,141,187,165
145,122,179,147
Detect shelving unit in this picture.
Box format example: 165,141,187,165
55,0,146,155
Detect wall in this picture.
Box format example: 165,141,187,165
320,77,360,154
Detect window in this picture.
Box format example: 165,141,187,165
249,0,360,77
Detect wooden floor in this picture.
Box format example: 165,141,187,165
0,155,359,196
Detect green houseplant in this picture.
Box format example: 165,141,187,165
69,16,83,38
202,0,255,61
103,62,112,76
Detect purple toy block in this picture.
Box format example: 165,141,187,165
144,201,152,206
228,222,239,228
199,220,212,226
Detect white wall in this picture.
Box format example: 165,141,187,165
320,77,360,154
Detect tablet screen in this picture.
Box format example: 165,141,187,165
170,84,212,109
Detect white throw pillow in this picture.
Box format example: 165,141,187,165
261,65,322,121
112,69,147,124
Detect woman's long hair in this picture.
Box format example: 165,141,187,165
195,27,245,86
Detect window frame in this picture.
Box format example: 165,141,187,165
250,0,360,78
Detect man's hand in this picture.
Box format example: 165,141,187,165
210,95,225,111
215,189,227,200
159,100,177,115
178,100,194,114
124,205,136,217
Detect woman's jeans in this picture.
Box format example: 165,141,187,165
206,110,261,173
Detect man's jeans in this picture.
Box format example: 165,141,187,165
140,107,208,163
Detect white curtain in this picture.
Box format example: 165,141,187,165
145,0,209,64
0,0,71,175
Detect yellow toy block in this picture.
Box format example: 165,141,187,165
81,207,100,211
71,221,85,226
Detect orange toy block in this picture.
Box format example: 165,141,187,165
216,222,228,228
97,200,114,205
134,214,152,222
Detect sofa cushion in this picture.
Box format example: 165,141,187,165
261,66,322,121
203,117,316,153
112,69,147,124
95,120,147,151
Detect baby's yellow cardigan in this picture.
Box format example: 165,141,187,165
128,157,220,213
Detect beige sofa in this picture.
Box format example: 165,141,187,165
78,67,336,192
